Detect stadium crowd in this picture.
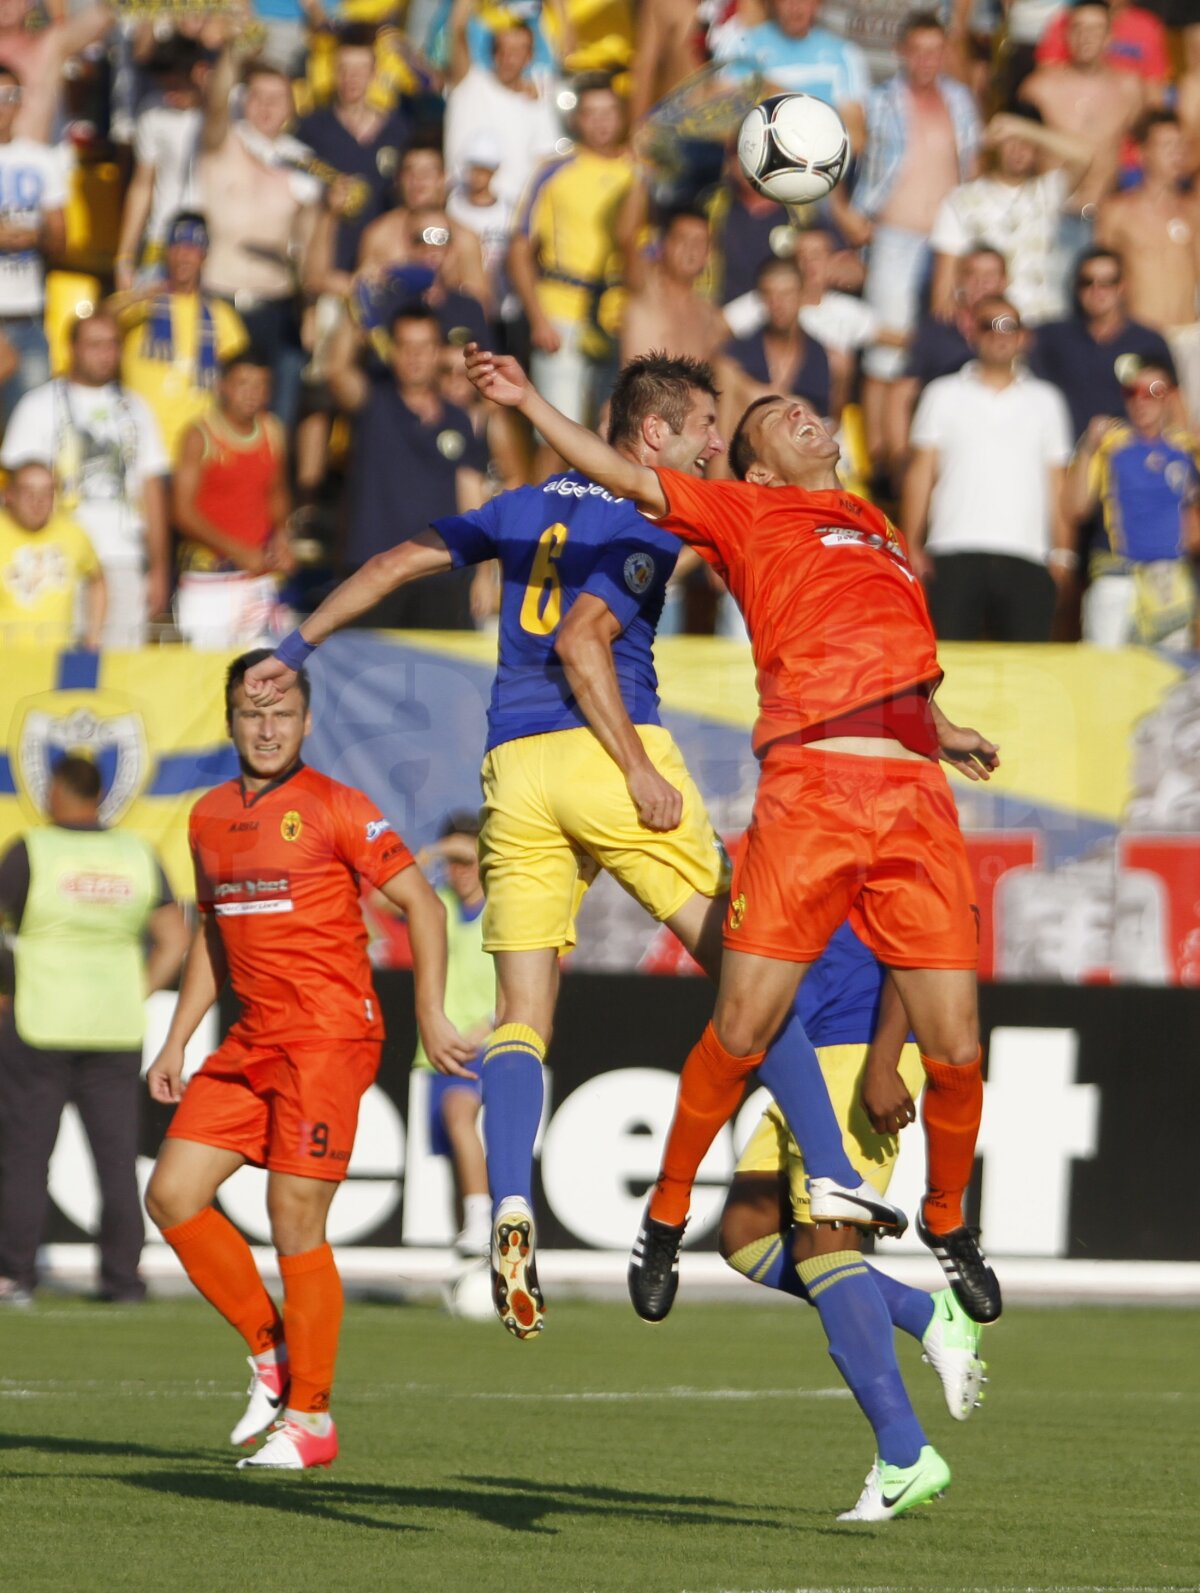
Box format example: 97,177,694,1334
0,0,1194,651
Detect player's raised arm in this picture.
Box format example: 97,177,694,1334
245,530,454,703
464,343,668,517
555,594,683,833
379,864,478,1078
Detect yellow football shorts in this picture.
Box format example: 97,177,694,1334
737,1041,925,1224
478,724,731,953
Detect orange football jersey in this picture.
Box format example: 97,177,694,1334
655,471,943,754
189,764,414,1043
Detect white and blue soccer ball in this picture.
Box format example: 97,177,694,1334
737,92,850,206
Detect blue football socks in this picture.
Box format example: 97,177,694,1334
480,1024,546,1214
758,1012,859,1187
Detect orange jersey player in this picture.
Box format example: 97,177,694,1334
144,649,474,1472
466,343,1003,1330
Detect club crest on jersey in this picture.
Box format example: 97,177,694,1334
11,689,149,826
365,818,392,842
623,552,655,595
281,810,303,842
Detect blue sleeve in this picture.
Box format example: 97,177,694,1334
582,529,678,632
433,495,502,568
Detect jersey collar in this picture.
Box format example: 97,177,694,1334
238,759,306,809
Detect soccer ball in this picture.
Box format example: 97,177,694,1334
737,93,850,206
445,1259,495,1321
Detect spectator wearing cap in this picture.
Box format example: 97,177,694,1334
325,302,491,628
509,76,635,474
902,296,1077,641
929,109,1095,329
296,26,413,288
110,212,249,459
1029,247,1174,444
114,39,209,294
1066,359,1200,649
0,63,66,416
446,132,519,336
443,13,561,210
172,349,294,650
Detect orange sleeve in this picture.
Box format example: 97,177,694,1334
653,469,759,577
187,808,214,909
336,790,415,890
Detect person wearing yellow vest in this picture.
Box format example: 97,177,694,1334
411,810,495,1258
0,756,188,1306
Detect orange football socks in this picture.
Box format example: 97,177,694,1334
919,1049,984,1235
649,1021,765,1227
160,1205,283,1355
279,1244,343,1415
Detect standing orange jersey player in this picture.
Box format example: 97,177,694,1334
144,650,475,1471
466,344,1003,1328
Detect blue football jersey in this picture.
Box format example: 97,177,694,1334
798,920,893,1049
434,472,680,753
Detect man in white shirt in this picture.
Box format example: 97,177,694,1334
443,20,561,209
1,311,170,648
901,295,1076,641
0,64,67,415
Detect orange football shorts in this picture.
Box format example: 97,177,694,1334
165,1034,382,1181
724,744,979,969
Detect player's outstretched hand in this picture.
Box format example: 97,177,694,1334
147,1043,187,1105
627,762,683,832
419,1011,480,1078
861,1056,916,1138
935,716,1000,782
464,343,530,408
243,653,296,706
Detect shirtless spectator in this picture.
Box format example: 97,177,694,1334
627,0,703,124
620,209,727,365
843,12,980,487
0,0,114,144
1019,1,1143,229
929,108,1093,329
443,15,559,210
1035,0,1170,97
197,45,321,432
1096,110,1200,421
358,142,489,312
114,39,207,293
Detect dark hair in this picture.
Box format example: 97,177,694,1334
390,303,443,336
1075,245,1122,286
490,18,533,53
219,346,271,378
147,37,205,77
900,9,946,40
68,309,118,347
662,205,709,235
439,807,482,839
729,394,783,481
573,70,620,99
243,61,291,88
757,255,803,285
402,137,445,163
51,753,102,803
1134,106,1180,144
1006,101,1044,126
964,244,1006,270
225,649,311,722
336,22,378,49
606,351,720,449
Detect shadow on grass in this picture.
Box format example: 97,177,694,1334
120,1468,785,1537
0,1433,185,1462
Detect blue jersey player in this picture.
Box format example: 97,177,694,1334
247,355,904,1339
721,917,987,1522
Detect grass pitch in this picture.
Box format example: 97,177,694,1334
1,1293,1196,1593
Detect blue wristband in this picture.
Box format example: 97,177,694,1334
275,629,316,671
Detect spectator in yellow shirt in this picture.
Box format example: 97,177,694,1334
110,212,248,459
0,462,106,648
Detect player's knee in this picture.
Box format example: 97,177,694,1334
267,1188,330,1256
144,1169,198,1232
711,1008,771,1060
922,1027,980,1068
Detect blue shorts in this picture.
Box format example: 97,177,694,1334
427,1060,482,1157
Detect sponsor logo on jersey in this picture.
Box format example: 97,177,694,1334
281,810,303,842
57,871,135,905
228,820,258,833
365,818,392,843
623,551,655,595
211,875,293,915
817,525,916,583
542,477,619,503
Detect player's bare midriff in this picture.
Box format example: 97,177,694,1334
804,736,928,761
